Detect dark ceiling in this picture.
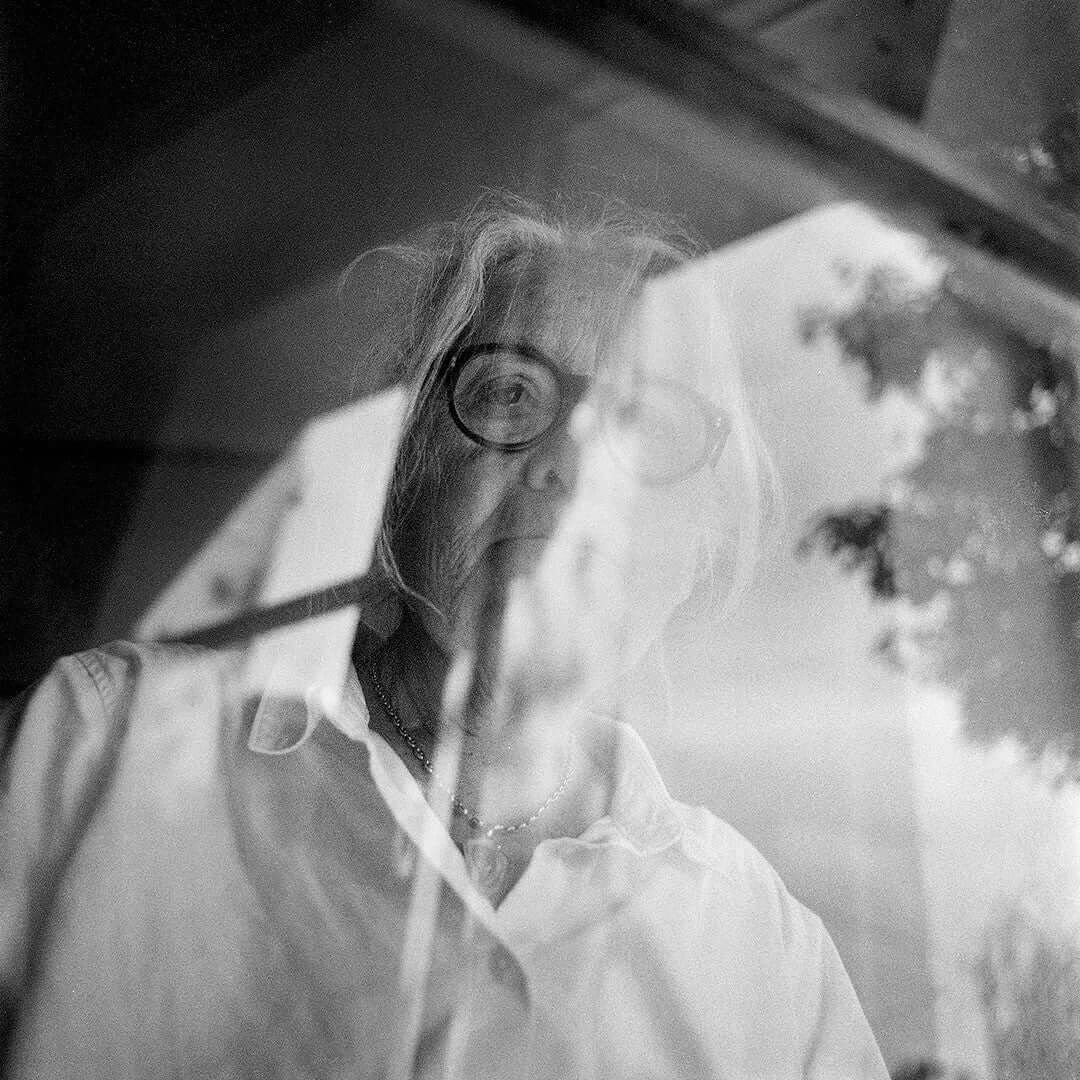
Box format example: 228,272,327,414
3,0,956,233
1,3,362,689
4,1,354,224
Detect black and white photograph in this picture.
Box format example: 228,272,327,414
3,2,1079,1077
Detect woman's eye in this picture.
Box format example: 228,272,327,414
477,378,535,411
614,398,677,438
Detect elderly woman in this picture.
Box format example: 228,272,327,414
0,195,888,1079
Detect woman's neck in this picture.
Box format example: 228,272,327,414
362,611,610,843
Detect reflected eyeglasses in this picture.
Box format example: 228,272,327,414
443,342,731,486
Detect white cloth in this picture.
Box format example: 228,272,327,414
325,665,889,1079
2,643,888,1079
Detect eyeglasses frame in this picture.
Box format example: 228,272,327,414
442,340,730,484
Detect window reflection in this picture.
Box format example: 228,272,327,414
4,2,1079,1077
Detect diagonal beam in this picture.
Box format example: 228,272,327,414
482,0,1079,295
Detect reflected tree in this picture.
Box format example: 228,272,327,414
977,904,1080,1080
995,99,1080,218
799,264,1080,775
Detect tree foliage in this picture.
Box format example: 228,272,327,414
799,265,1080,775
977,904,1080,1079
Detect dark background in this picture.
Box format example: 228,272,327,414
2,0,977,691
9,3,1077,1070
3,1,357,691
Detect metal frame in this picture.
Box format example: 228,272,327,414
484,0,1079,295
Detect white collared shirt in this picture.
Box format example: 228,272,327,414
2,642,888,1079
286,658,888,1079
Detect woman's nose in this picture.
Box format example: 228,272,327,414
522,407,588,494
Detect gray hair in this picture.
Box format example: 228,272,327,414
340,190,778,623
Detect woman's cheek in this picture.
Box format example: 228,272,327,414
431,450,524,642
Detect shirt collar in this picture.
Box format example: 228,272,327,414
245,651,684,856
580,720,684,855
243,603,392,755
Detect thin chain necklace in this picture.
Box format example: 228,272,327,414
368,663,574,837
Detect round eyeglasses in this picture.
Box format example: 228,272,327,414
444,342,730,486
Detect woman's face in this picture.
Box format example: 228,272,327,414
394,252,709,671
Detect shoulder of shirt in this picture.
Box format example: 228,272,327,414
58,639,227,718
669,799,771,881
3,641,237,771
607,721,789,893
667,797,825,942
605,721,809,914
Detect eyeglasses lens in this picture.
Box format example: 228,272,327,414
451,349,720,484
605,382,713,485
452,350,561,447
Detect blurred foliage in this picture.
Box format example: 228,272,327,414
890,1065,945,1080
977,904,1080,1079
799,265,1080,774
796,505,895,599
998,99,1080,216
964,99,1080,220
890,1062,976,1080
1040,102,1080,189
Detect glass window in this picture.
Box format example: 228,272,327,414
5,2,1078,1077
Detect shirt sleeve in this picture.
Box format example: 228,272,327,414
799,910,891,1080
0,651,130,1056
